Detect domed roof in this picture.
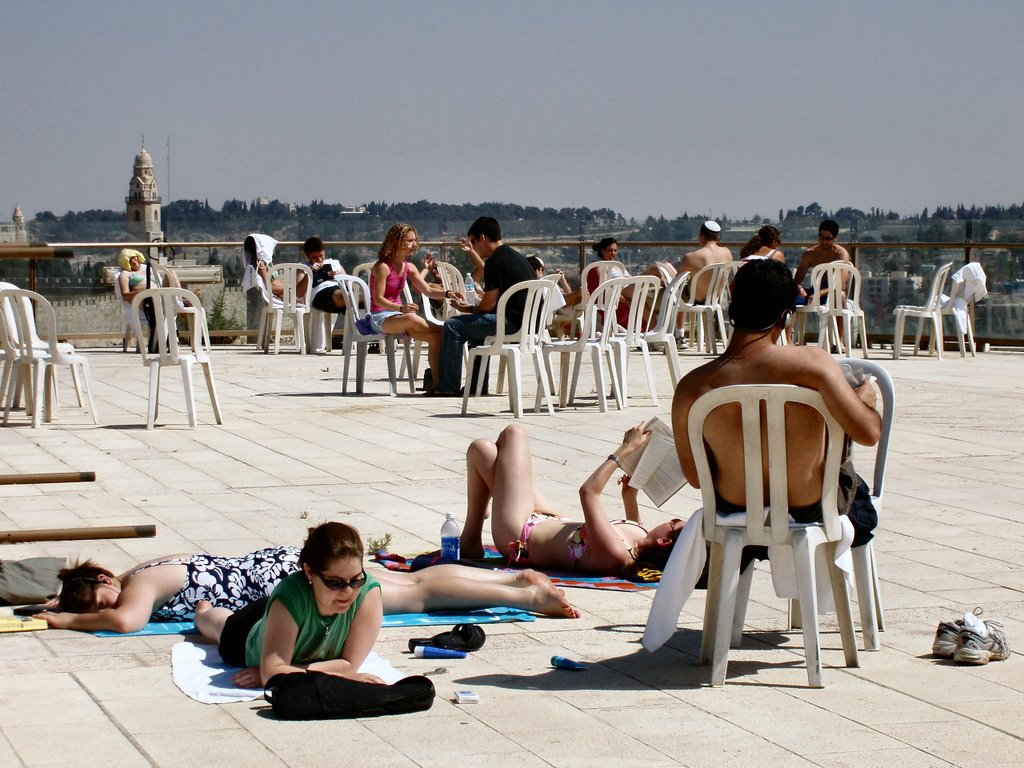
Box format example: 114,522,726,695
12,205,23,223
134,147,153,168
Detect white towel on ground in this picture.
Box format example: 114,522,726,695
171,641,404,704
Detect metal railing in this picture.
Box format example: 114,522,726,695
3,238,1022,347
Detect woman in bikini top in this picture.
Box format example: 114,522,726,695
461,423,684,577
739,226,786,263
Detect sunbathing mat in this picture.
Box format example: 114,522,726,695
172,641,403,704
373,547,659,592
94,607,534,637
0,615,47,633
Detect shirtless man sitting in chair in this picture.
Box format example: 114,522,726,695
671,258,880,516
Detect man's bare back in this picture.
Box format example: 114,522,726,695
672,260,879,512
677,243,732,302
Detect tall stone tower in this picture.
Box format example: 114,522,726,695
125,145,163,242
0,205,28,243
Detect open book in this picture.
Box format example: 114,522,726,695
618,417,687,508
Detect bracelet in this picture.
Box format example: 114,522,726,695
445,290,453,299
607,453,622,467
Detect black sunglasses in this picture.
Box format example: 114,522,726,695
316,569,368,592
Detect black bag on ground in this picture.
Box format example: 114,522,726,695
264,672,435,720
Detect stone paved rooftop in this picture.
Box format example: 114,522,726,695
0,342,1021,767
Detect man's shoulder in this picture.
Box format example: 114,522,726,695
708,250,733,268
710,247,732,264
681,344,835,392
800,245,823,262
680,248,710,269
488,244,534,283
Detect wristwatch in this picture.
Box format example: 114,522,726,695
607,453,622,467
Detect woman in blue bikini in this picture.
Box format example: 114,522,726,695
461,424,684,577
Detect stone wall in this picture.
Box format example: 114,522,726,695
51,286,252,341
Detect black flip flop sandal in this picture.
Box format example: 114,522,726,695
408,624,486,653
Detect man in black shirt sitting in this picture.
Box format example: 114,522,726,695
433,217,535,396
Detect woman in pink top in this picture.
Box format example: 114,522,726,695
370,224,451,392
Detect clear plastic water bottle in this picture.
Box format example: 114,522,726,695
440,512,461,561
463,273,476,306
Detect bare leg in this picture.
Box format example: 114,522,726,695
464,429,565,561
194,600,232,644
381,314,441,389
462,437,498,558
489,424,546,554
374,567,579,618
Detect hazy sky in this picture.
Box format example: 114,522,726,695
3,1,1022,224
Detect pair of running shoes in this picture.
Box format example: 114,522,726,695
932,607,1010,664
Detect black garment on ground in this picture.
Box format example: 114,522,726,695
0,558,65,605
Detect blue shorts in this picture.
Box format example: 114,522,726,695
369,309,402,334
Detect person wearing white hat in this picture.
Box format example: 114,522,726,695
674,220,732,303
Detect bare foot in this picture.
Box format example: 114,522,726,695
524,582,581,619
513,568,553,588
195,599,213,615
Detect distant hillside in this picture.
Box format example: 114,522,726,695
32,197,1024,247
32,199,627,243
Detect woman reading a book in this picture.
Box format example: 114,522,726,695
460,423,684,578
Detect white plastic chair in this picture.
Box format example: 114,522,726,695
131,287,222,430
260,263,312,354
461,279,556,418
0,281,26,412
438,260,463,287
115,263,178,353
0,281,84,414
939,283,976,359
792,263,828,345
336,276,414,397
1,288,99,428
688,384,860,687
814,262,870,358
357,261,431,383
612,274,662,406
580,260,628,306
843,358,894,651
639,272,691,386
892,262,953,360
678,262,730,353
305,259,349,354
541,278,626,413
